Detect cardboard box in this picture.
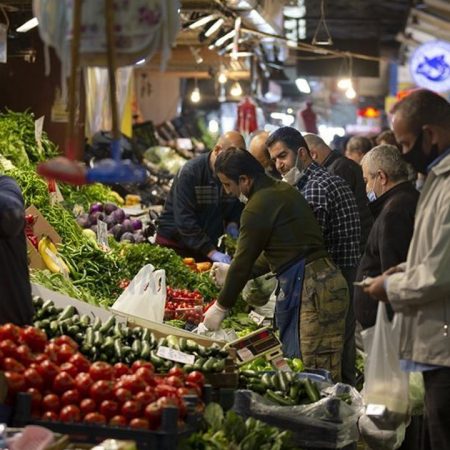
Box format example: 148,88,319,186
25,205,62,270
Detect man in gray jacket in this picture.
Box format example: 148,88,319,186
364,89,450,450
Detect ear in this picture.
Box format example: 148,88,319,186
213,144,222,155
378,170,388,185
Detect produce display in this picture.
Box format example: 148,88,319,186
164,286,205,326
0,323,204,431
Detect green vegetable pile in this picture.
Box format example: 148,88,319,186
180,403,296,450
222,313,260,337
240,356,304,373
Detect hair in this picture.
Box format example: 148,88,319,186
346,136,372,154
266,126,310,154
361,144,409,182
214,147,264,183
390,89,450,134
375,129,398,147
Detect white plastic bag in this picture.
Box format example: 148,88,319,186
364,303,409,415
111,264,165,323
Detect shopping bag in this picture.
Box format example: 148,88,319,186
111,264,166,323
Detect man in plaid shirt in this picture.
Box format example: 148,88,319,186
267,127,361,385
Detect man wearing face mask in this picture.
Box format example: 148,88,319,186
363,89,450,450
354,145,419,330
202,148,349,381
266,127,360,385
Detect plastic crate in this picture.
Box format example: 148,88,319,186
11,393,202,450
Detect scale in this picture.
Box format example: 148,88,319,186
225,327,291,371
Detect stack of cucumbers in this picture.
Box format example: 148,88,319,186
32,296,230,372
239,370,321,406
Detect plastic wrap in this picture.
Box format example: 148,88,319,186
233,382,363,448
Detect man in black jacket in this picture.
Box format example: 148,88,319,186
156,131,245,263
0,176,34,325
354,144,419,329
304,133,373,250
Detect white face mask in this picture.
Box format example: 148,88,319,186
238,192,248,204
282,151,303,186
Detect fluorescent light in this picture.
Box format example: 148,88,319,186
16,17,39,33
295,78,311,94
214,30,236,47
230,81,243,97
135,59,146,66
189,14,216,30
337,78,352,90
191,87,201,103
205,18,225,38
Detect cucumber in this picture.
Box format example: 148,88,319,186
149,351,164,368
179,338,187,352
304,378,320,403
113,322,123,337
289,384,300,401
99,315,116,334
212,359,225,372
92,317,102,331
240,370,258,378
141,341,151,360
186,339,199,352
114,339,123,359
85,327,94,347
102,336,115,354
93,331,104,347
59,305,76,321
248,382,266,394
80,314,91,326
265,389,296,406
278,372,289,393
203,357,216,372
194,357,206,370
261,373,272,388
141,328,151,342
132,340,142,355
271,374,281,391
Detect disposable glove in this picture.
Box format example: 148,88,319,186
225,223,239,239
209,250,231,264
202,301,228,331
210,262,230,288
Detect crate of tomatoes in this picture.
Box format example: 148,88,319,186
0,323,206,450
164,287,205,326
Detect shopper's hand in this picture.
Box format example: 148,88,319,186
363,274,389,302
209,250,231,264
226,222,239,239
202,301,228,331
210,262,230,287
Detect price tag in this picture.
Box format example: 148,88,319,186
366,404,387,417
45,247,69,278
236,347,253,362
248,310,265,326
271,355,291,372
97,220,110,250
157,346,195,365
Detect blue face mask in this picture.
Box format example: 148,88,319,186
367,190,377,202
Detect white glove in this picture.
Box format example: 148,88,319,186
210,262,230,288
202,301,228,331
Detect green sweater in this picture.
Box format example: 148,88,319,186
218,174,327,308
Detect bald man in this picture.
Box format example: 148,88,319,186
249,131,281,179
156,131,245,263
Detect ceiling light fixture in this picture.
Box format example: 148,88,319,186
214,29,236,48
337,78,352,89
295,78,311,94
16,17,38,33
204,18,225,38
345,85,356,99
189,14,216,30
190,79,201,103
311,0,333,45
230,81,243,97
218,65,228,84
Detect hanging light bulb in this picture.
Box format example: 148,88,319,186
218,68,228,84
191,79,201,103
345,85,357,99
337,78,352,90
230,81,243,97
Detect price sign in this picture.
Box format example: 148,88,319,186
157,346,195,365
248,310,265,326
97,220,109,250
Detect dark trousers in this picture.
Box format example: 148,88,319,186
421,367,450,450
340,267,357,386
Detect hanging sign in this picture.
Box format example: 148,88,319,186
409,40,450,93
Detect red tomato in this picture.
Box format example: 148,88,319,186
41,410,58,421
74,372,94,396
69,353,90,373
52,372,75,394
114,387,132,404
20,327,47,352
130,418,149,429
44,342,59,363
27,387,42,409
90,380,113,403
80,398,96,415
59,362,79,378
113,363,130,378
166,376,183,388
2,357,25,373
84,412,106,424
59,405,81,422
177,387,191,398
42,394,60,412
89,362,113,381
37,360,59,383
0,340,17,358
51,335,78,350
119,375,146,394
109,415,127,427
131,360,154,373
186,371,205,387
184,381,202,397
155,384,177,398
24,368,44,390
136,391,157,407
134,367,155,386
0,324,20,343
34,353,49,364
99,400,119,419
15,345,34,365
61,389,80,406
168,367,185,379
121,400,141,419
144,401,162,430
56,344,76,364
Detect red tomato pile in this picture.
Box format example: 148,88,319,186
164,287,204,325
0,323,206,430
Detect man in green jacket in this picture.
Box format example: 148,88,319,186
201,148,349,381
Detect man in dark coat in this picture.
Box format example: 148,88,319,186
354,144,419,329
